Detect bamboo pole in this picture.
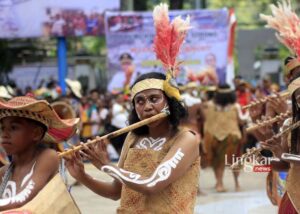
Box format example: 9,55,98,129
242,91,290,110
58,111,169,158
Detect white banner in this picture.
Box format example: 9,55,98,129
105,9,232,92
0,0,120,38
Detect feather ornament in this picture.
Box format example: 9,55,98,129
153,3,191,77
260,0,300,58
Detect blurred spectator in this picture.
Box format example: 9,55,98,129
89,89,100,138
236,80,252,109
51,14,66,36
108,94,129,154
80,96,92,141
108,53,137,93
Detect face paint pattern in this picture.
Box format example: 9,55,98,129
135,137,166,151
136,104,169,120
102,148,184,187
0,163,36,206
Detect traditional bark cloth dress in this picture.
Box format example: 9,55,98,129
116,128,200,214
279,119,300,213
203,102,242,168
279,163,300,214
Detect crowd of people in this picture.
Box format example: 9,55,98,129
0,1,300,213
43,8,105,37
0,71,282,160
0,63,296,212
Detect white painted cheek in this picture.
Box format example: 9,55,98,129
161,104,170,113
134,108,142,120
137,112,142,120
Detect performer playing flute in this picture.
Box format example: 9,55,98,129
65,3,200,213
257,1,300,212
260,75,300,213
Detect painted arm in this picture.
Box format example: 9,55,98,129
64,148,122,200
76,173,122,200
0,149,59,211
101,131,199,195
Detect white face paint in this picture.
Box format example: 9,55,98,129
135,137,166,151
0,162,36,206
136,104,169,120
102,148,184,187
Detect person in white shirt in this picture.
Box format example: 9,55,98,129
108,53,137,93
108,95,129,154
51,14,66,36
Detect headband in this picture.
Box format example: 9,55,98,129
285,58,300,77
131,79,164,100
288,77,300,95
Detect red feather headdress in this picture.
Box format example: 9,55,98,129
153,3,191,77
260,0,300,76
131,4,191,101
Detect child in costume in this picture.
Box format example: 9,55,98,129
0,96,79,211
65,4,200,213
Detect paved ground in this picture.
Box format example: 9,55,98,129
70,164,278,214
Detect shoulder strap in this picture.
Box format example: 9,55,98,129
0,163,14,197
117,132,137,168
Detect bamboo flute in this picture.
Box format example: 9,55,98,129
246,111,291,133
231,120,300,169
59,111,169,158
242,91,290,110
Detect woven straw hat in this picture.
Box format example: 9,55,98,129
0,96,80,144
65,79,82,99
0,86,12,99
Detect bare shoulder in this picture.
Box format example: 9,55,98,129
36,148,59,172
175,130,198,148
168,130,199,163
38,148,59,161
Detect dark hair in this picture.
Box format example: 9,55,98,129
214,84,236,107
291,92,300,154
206,90,215,101
285,56,300,83
119,53,133,61
89,89,99,94
26,118,47,141
289,73,300,84
284,56,296,65
234,75,243,80
129,72,187,135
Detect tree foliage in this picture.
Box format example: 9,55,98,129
207,0,285,28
